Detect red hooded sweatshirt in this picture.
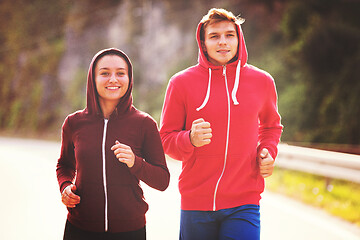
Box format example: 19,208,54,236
160,22,282,211
56,48,170,232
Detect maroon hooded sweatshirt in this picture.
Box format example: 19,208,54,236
56,48,170,233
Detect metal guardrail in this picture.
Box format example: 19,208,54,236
276,144,360,184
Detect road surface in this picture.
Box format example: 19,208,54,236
0,137,359,239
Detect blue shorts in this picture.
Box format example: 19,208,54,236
180,204,260,240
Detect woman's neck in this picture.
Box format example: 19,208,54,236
99,100,118,119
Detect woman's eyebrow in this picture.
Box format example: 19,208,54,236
99,67,126,71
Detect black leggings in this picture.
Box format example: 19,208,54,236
63,220,146,240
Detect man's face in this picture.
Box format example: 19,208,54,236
203,21,238,66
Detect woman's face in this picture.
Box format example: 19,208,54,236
94,55,129,106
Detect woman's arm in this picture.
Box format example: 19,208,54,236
114,117,170,191
56,116,76,193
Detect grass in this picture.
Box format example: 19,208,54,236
266,167,360,227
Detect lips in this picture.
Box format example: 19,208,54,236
217,49,230,53
106,86,120,90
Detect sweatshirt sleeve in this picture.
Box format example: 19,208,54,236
159,79,195,161
56,116,76,193
257,76,283,159
129,116,170,191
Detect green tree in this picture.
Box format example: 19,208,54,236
279,0,360,145
0,0,70,132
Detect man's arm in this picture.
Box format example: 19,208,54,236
160,80,195,161
258,76,283,161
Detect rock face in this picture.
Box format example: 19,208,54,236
0,0,250,132
57,0,211,115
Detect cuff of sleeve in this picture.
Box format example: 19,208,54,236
178,130,195,153
257,144,278,160
129,155,144,175
60,181,72,193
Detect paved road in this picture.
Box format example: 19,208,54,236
0,137,359,240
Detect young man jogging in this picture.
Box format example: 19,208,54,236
160,8,283,239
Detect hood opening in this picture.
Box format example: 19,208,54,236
86,48,134,117
196,21,248,69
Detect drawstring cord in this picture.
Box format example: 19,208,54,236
231,60,241,105
196,68,212,111
196,60,241,111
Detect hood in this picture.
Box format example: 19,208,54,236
195,22,248,111
85,48,133,117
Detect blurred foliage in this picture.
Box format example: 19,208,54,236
264,0,360,145
267,167,360,226
0,0,359,145
0,0,70,135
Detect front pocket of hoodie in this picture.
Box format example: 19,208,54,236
71,183,105,221
180,155,224,195
224,153,264,193
107,184,148,221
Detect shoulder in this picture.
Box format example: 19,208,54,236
167,65,207,100
66,109,90,123
130,107,158,128
63,109,84,124
170,64,205,86
63,109,95,131
67,109,85,119
243,64,278,98
243,64,274,83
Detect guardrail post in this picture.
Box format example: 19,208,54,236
325,177,331,191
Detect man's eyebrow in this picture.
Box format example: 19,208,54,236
208,30,236,35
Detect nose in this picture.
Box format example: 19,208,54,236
109,73,116,82
219,34,227,45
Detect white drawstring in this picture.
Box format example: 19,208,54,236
231,60,241,105
196,68,212,111
196,61,241,111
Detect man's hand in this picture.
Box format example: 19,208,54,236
190,118,212,147
258,148,275,178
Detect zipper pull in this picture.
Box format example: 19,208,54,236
223,65,226,76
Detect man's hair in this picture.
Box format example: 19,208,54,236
200,8,245,41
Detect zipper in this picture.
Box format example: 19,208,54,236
102,119,109,231
212,65,231,211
